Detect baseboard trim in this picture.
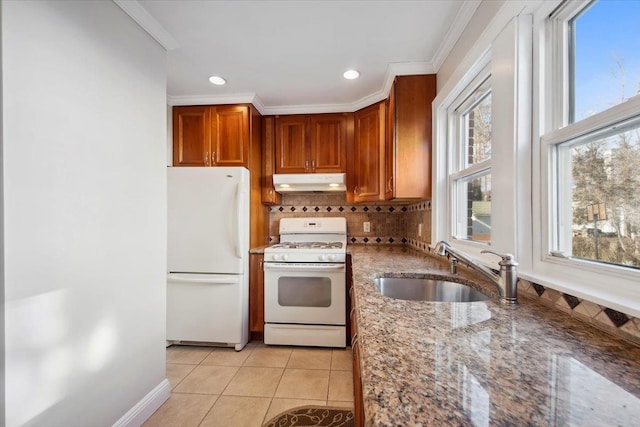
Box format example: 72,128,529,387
112,379,171,427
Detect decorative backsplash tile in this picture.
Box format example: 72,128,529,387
268,193,428,246
519,279,640,346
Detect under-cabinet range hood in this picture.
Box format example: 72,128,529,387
273,173,346,193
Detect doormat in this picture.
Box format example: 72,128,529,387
263,406,355,427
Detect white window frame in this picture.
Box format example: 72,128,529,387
448,68,492,244
531,0,640,316
433,11,532,273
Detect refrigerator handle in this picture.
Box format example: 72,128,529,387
235,181,243,259
167,275,239,285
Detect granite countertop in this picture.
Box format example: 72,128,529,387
349,245,640,426
249,245,269,254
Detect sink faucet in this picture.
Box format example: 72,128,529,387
433,241,519,304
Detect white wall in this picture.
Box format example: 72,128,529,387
437,0,505,92
0,2,5,423
3,1,167,426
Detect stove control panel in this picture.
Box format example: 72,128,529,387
264,252,346,263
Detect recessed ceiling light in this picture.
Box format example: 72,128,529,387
279,184,290,188
343,69,360,80
329,183,340,187
208,75,226,85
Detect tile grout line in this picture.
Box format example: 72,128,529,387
261,346,294,425
193,345,255,427
185,347,217,427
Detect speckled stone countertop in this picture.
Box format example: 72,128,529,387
349,245,640,427
249,245,269,254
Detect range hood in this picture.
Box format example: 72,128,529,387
273,173,346,193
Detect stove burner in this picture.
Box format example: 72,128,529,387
271,241,343,250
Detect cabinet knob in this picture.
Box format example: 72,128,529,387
305,160,309,171
387,177,393,192
212,151,216,165
311,160,316,171
204,151,209,165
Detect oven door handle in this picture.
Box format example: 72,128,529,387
263,263,345,271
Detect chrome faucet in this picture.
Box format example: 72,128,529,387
433,241,519,304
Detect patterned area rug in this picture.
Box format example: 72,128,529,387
263,406,355,427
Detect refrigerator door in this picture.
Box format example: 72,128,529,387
168,167,250,274
167,273,247,346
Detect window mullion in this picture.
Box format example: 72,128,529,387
450,160,491,181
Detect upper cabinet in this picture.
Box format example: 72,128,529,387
385,75,437,200
261,116,281,205
353,102,386,203
275,114,347,174
173,105,249,167
274,116,308,173
211,106,249,166
173,106,211,167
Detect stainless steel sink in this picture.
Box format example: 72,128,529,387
374,277,490,302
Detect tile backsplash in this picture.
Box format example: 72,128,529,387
268,193,431,249
518,279,640,346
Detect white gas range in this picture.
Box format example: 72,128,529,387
263,217,347,348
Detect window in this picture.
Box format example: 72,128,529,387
545,0,640,270
449,72,492,243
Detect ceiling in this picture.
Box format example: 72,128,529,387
121,0,479,114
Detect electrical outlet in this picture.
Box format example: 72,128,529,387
364,222,371,233
418,223,423,237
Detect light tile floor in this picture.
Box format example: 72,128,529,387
144,342,354,427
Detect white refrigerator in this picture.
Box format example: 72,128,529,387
166,167,250,351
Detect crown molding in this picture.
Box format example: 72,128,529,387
168,93,258,106
113,0,179,50
432,0,482,71
249,94,267,115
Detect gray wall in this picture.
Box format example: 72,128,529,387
3,1,167,425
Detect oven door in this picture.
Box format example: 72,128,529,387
264,262,346,325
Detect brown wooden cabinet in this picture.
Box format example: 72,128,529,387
211,105,249,166
385,75,437,200
274,114,347,174
353,102,386,203
261,116,282,205
173,105,250,168
173,106,211,167
350,279,365,427
249,253,264,340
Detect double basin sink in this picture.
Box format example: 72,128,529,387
374,276,489,302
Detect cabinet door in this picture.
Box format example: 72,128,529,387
309,114,347,173
354,103,385,203
388,74,436,199
352,313,365,427
261,117,281,205
173,106,211,166
211,105,249,167
249,253,264,334
385,83,396,200
275,116,309,173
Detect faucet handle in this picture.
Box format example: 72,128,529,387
480,250,518,266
